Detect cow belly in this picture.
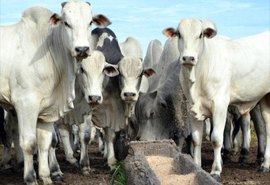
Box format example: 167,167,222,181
190,98,211,121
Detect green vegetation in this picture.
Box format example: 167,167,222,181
110,161,127,185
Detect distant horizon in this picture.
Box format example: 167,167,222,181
1,0,269,55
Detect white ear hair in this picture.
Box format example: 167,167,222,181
139,76,149,93
202,20,217,39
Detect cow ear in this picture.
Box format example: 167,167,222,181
50,13,62,25
104,64,119,77
162,27,178,38
93,14,111,27
149,90,158,99
159,97,167,109
61,2,67,8
203,20,217,39
143,68,156,78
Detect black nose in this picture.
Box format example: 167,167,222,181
75,47,89,56
182,56,195,62
89,95,101,103
124,92,136,97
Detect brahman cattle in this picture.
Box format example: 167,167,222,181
0,1,110,184
163,18,270,181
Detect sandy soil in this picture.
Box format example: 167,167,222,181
147,155,197,185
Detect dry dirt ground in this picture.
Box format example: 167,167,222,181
202,139,270,185
0,137,270,185
0,142,111,185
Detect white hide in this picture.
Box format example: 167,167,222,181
164,18,270,178
0,2,110,184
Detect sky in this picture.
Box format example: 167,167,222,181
0,0,269,54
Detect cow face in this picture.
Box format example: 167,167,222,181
79,51,119,105
118,57,155,102
50,1,111,61
163,18,217,67
135,91,171,141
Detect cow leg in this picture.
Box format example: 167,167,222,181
204,118,211,141
210,101,228,181
78,117,91,175
223,112,232,163
15,101,39,185
239,113,251,164
37,122,54,185
104,127,116,170
250,105,265,164
260,98,270,172
71,124,80,152
0,116,12,170
190,118,204,166
58,123,78,166
49,126,64,183
12,119,24,171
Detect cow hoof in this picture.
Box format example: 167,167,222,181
256,157,264,165
41,177,53,185
211,174,221,182
81,167,92,176
239,156,248,165
52,175,65,185
71,161,80,169
259,166,269,173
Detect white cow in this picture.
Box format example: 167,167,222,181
0,2,110,184
56,50,118,175
90,29,155,168
163,18,270,181
119,37,156,127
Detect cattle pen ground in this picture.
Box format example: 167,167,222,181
0,134,269,185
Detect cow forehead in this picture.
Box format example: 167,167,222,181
62,1,92,22
178,18,202,37
119,57,143,77
82,51,106,72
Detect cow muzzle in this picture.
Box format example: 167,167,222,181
181,56,196,67
75,46,89,60
122,92,137,102
88,95,102,105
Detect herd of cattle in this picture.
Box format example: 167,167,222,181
0,1,269,185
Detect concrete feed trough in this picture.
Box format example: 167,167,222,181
124,140,220,185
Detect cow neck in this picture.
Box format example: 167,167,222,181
47,25,78,119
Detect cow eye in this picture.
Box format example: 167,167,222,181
64,21,71,28
199,32,203,39
80,67,85,73
177,32,181,38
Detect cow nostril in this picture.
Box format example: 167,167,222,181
75,46,89,54
89,95,101,102
182,56,186,62
182,56,195,63
124,92,136,97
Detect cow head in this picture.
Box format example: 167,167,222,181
79,51,119,105
134,90,171,141
118,57,156,102
163,18,217,67
50,1,111,61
